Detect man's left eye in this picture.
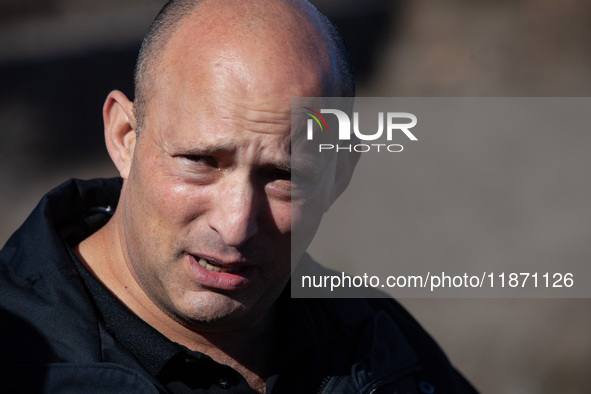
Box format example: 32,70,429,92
268,169,291,181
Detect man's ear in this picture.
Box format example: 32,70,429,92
103,90,137,179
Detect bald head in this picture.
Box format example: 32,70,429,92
133,0,354,131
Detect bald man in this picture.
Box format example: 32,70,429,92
0,0,477,393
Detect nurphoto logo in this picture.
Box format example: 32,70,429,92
303,107,418,153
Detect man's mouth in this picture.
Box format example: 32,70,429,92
187,254,252,290
197,257,242,274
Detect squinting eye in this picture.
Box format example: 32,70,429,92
183,155,217,167
269,169,291,181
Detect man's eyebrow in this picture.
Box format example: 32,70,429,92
177,143,237,156
176,144,302,172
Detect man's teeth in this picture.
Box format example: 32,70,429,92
198,258,240,273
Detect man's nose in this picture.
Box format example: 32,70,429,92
207,175,260,248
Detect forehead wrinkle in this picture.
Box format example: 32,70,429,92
215,101,292,136
166,124,291,162
173,141,237,156
218,116,291,136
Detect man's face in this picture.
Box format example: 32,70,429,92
118,18,338,331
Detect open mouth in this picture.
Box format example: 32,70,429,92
197,257,242,274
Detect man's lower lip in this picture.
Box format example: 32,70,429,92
186,255,253,290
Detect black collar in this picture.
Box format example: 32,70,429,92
69,248,183,376
70,249,256,393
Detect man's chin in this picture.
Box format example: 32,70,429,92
172,291,266,333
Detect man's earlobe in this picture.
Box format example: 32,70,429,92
103,90,137,180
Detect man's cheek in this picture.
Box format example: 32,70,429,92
151,178,204,223
269,201,292,233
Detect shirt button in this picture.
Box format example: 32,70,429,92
419,381,435,393
218,378,230,389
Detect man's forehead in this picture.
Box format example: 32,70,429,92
151,91,293,139
157,102,291,150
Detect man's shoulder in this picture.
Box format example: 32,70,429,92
0,178,121,289
1,177,122,252
290,255,478,393
0,178,123,363
0,178,163,391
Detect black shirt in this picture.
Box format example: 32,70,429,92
70,250,265,393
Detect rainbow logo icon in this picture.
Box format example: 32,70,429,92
302,107,329,132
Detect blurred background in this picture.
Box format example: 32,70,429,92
1,0,591,392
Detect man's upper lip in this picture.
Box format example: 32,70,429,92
190,253,253,267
